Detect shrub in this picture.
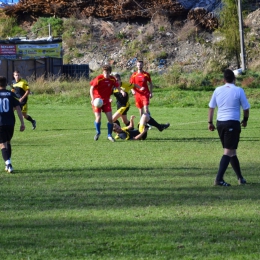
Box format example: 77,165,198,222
31,17,63,37
0,16,26,38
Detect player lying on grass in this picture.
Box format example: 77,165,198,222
112,73,144,127
113,114,170,140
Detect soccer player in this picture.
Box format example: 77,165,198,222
112,73,144,127
12,70,36,130
208,69,250,186
0,76,25,173
130,59,170,132
90,65,126,142
113,115,149,140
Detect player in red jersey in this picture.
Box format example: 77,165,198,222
90,65,126,142
130,60,170,132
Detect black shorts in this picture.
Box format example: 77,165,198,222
217,120,241,149
0,125,14,143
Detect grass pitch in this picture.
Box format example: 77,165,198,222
0,102,260,259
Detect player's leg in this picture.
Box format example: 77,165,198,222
228,123,246,184
121,106,130,126
214,121,233,186
0,126,14,173
112,105,129,124
94,112,101,141
105,111,115,142
135,94,144,116
138,113,149,133
121,114,130,126
22,104,36,130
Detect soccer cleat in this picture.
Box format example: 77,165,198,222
32,120,36,130
5,165,8,171
6,164,13,173
147,124,152,130
238,178,246,184
107,136,115,142
159,123,170,132
214,180,231,186
94,133,100,141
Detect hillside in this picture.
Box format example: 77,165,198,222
61,8,260,74
2,1,260,73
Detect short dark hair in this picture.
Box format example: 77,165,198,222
114,73,121,79
102,64,112,73
224,69,235,83
0,76,7,87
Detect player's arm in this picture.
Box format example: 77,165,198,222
208,107,215,131
148,81,153,98
241,109,249,127
133,128,148,140
127,115,135,129
133,83,144,91
15,105,25,131
19,89,30,104
90,86,94,104
116,85,126,97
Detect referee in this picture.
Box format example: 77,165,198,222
208,69,250,186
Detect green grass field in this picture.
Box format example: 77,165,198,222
1,98,260,259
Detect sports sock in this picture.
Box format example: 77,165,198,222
7,143,11,159
230,155,243,179
94,121,101,134
1,148,9,162
26,115,34,123
216,155,231,181
139,124,145,133
114,120,120,126
107,122,113,136
147,117,161,129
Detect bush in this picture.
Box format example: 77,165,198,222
0,16,26,38
31,17,63,37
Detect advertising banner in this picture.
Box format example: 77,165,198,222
16,42,62,59
0,42,62,59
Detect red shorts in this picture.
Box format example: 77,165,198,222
135,93,150,109
92,99,112,113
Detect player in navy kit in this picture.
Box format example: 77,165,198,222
0,76,25,173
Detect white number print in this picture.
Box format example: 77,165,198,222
0,98,10,112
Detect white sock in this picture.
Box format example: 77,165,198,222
5,159,11,165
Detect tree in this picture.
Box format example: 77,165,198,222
218,0,241,68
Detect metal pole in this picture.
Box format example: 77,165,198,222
48,24,51,37
238,0,246,71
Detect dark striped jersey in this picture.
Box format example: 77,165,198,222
0,89,20,126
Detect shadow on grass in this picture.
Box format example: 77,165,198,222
0,212,260,259
1,164,260,211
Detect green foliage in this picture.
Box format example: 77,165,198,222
217,0,241,67
31,17,63,37
159,26,165,32
116,32,126,39
157,51,168,60
0,16,26,38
